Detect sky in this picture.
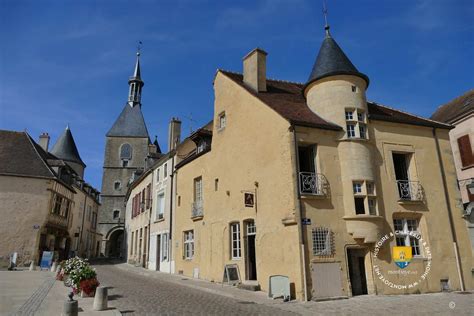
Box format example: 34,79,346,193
1,0,473,189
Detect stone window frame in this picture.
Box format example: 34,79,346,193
352,180,377,215
230,222,241,260
393,218,422,257
345,108,367,139
183,230,195,260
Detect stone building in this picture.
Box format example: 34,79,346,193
170,26,473,300
126,118,181,273
0,128,100,266
98,52,154,257
431,90,474,255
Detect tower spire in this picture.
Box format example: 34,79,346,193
323,0,330,37
128,42,144,107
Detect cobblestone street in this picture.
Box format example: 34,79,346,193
95,263,474,315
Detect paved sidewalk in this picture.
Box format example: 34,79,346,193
0,269,120,315
113,263,474,315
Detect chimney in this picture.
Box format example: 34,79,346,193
168,118,182,151
38,132,50,152
243,48,267,92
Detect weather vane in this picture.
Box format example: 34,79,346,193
322,0,330,35
137,41,143,56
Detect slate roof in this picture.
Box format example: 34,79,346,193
218,70,451,130
305,33,369,89
0,130,55,178
430,89,474,124
106,103,150,138
50,126,85,166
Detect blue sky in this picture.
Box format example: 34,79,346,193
1,0,473,189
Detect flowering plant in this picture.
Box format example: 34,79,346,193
79,278,100,296
61,257,98,293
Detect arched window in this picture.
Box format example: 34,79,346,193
120,144,132,160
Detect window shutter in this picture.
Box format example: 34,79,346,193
457,135,474,167
146,184,151,209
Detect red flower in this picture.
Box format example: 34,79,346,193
79,278,100,296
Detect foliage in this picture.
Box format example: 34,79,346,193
60,257,98,293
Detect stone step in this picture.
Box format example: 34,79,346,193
237,283,261,291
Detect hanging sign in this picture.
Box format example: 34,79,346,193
244,193,254,207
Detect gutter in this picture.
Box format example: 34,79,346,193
169,155,175,273
432,128,465,291
290,125,308,301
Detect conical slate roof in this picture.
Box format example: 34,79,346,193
305,32,369,89
106,103,150,138
50,126,85,166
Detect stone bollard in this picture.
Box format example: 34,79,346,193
50,262,57,272
62,299,78,316
29,261,35,271
93,286,108,311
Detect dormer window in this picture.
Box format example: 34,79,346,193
197,140,207,153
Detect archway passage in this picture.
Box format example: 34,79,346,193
108,229,124,258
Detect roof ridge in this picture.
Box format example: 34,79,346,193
24,131,56,178
217,69,304,86
369,101,452,128
433,89,474,112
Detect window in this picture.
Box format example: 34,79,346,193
120,144,132,160
156,168,160,182
353,180,377,215
351,85,357,92
215,178,219,191
345,110,354,120
457,135,474,167
393,218,422,256
92,213,97,229
345,109,367,139
366,182,375,195
113,210,120,220
368,198,377,215
359,124,366,139
146,184,151,209
230,223,241,259
194,177,203,202
87,205,92,222
114,181,121,191
353,182,362,194
312,227,333,256
130,232,134,255
164,163,168,178
197,141,207,153
122,160,129,167
161,233,169,261
63,200,71,218
346,124,356,138
354,197,365,214
156,192,165,220
183,230,194,259
52,194,63,215
218,112,226,130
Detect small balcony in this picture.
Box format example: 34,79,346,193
191,200,203,220
299,172,329,197
396,180,424,202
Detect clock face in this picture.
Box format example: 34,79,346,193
244,193,254,207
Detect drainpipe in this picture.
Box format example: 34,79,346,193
290,126,308,301
432,128,465,291
169,155,175,273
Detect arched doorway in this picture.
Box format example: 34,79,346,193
108,229,124,258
